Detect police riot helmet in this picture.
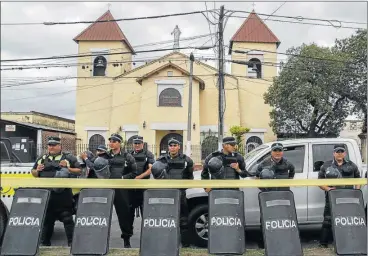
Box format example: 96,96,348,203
94,157,110,179
259,168,275,179
151,161,168,179
208,156,224,179
53,168,70,193
325,167,342,179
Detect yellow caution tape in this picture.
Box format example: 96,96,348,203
1,177,366,189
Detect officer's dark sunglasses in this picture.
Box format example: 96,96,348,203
335,150,345,154
169,144,178,147
134,142,142,145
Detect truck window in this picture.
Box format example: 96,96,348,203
247,145,305,175
312,144,349,172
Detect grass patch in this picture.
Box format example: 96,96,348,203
40,247,336,255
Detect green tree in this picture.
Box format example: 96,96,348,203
229,125,250,150
334,29,367,133
264,43,351,137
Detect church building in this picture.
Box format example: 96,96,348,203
73,10,280,164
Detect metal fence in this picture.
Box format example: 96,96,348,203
2,141,252,164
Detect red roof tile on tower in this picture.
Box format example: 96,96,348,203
229,11,280,52
73,10,134,53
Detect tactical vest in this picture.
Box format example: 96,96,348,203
337,161,355,189
166,155,187,179
37,153,69,178
132,150,149,179
109,151,126,179
222,153,238,180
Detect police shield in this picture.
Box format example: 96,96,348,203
328,189,367,255
0,189,50,256
71,189,114,256
258,191,303,256
140,189,180,256
208,189,246,255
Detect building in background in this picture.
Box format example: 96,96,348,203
339,117,364,149
1,111,75,131
73,10,280,164
1,111,76,163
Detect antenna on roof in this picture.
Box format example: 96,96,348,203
252,2,256,11
107,3,111,11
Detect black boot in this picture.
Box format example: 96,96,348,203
124,238,131,248
41,241,51,247
319,227,330,248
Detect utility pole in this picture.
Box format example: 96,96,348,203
217,5,225,150
186,53,195,156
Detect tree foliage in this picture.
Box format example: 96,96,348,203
264,44,351,137
230,125,250,146
334,29,367,133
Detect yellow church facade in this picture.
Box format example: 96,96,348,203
74,10,280,164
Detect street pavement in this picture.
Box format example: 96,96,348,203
50,210,322,249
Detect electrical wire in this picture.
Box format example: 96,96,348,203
1,9,219,26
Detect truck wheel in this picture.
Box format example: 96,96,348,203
188,204,209,248
0,200,9,247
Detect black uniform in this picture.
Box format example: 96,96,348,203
32,152,80,246
202,150,248,186
155,152,194,246
129,148,155,215
318,158,361,246
256,157,295,191
107,148,138,241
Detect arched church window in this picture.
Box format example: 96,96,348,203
93,56,107,76
247,58,262,79
89,134,105,152
159,88,182,107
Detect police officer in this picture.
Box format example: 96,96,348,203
107,133,138,248
202,137,248,191
80,145,109,178
255,142,295,248
31,136,81,246
129,136,155,224
256,142,295,191
152,138,194,247
318,144,361,248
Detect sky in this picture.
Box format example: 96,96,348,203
1,1,367,120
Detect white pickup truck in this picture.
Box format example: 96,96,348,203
0,138,367,248
185,138,367,247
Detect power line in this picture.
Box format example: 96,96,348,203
227,9,367,27
1,9,218,26
226,15,365,30
1,45,215,63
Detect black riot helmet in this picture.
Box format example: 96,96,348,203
151,161,168,179
325,167,342,179
94,157,110,179
259,168,275,179
208,156,224,179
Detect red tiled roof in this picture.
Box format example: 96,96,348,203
73,10,134,53
229,11,280,52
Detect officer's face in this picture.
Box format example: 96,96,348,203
169,143,180,154
48,143,61,155
223,143,236,153
271,149,283,160
134,142,143,151
109,139,120,150
334,150,346,161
